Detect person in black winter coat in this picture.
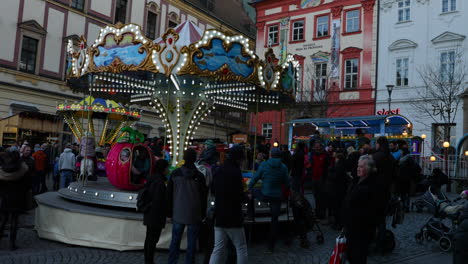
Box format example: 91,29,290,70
290,142,306,193
167,148,208,264
0,150,30,251
396,148,420,211
325,153,348,229
143,159,169,264
343,155,378,264
280,144,292,172
209,145,248,264
372,136,396,254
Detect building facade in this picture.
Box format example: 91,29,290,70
250,0,377,144
376,0,467,150
0,0,253,146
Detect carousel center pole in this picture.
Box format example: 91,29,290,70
82,74,93,186
252,89,259,172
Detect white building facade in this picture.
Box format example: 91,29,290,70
377,0,467,152
0,0,251,145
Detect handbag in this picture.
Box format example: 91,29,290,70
329,233,347,264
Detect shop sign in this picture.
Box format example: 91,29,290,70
376,108,400,115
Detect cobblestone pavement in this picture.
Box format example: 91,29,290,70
0,185,456,264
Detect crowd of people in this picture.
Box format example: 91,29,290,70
2,134,468,264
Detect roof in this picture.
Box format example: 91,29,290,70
288,115,412,134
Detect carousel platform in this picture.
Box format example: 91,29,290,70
58,178,138,208
34,187,185,251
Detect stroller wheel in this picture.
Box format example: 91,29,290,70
316,235,324,245
415,233,423,244
439,236,452,252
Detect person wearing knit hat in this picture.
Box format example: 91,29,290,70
247,147,289,252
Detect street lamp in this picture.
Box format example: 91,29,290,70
421,134,426,166
465,151,468,156
430,156,436,161
386,85,395,115
443,141,451,191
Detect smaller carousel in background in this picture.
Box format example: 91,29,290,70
56,95,141,146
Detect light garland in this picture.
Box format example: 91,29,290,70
194,30,256,59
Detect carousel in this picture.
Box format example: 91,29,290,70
56,96,141,146
34,21,298,250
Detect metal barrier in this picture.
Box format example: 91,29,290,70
410,154,468,179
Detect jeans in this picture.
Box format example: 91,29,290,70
247,189,282,249
144,226,162,264
60,170,74,189
209,227,248,264
168,221,201,264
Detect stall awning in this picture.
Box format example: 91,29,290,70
287,115,412,134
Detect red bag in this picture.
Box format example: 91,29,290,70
329,234,347,264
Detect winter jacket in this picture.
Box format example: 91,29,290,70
291,150,305,180
0,162,30,212
212,160,244,228
343,175,377,239
59,148,76,172
395,154,420,194
143,173,167,228
167,164,208,225
32,150,48,171
372,150,396,220
325,159,348,201
248,158,289,198
80,136,96,157
309,152,328,181
281,150,292,171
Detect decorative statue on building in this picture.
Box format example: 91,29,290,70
79,132,96,181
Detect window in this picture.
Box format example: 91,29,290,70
398,0,411,22
19,36,38,74
396,58,409,86
291,20,304,41
201,0,215,11
71,0,85,11
315,63,327,90
316,15,329,38
146,12,158,39
440,51,455,82
345,10,360,33
167,12,178,29
168,20,178,28
442,0,456,12
344,59,358,89
262,123,272,138
267,25,279,46
115,0,128,24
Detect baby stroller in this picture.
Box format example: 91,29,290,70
412,168,449,212
289,192,325,245
414,186,464,251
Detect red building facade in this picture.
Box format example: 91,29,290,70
250,0,377,144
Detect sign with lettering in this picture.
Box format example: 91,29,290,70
295,43,323,51
376,108,401,115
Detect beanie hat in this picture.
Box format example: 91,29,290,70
270,148,282,158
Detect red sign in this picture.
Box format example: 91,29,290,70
377,108,400,115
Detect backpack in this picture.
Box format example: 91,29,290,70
136,181,153,212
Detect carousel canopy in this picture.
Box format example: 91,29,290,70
56,96,140,120
66,22,299,164
66,22,298,112
288,114,413,135
153,21,203,48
